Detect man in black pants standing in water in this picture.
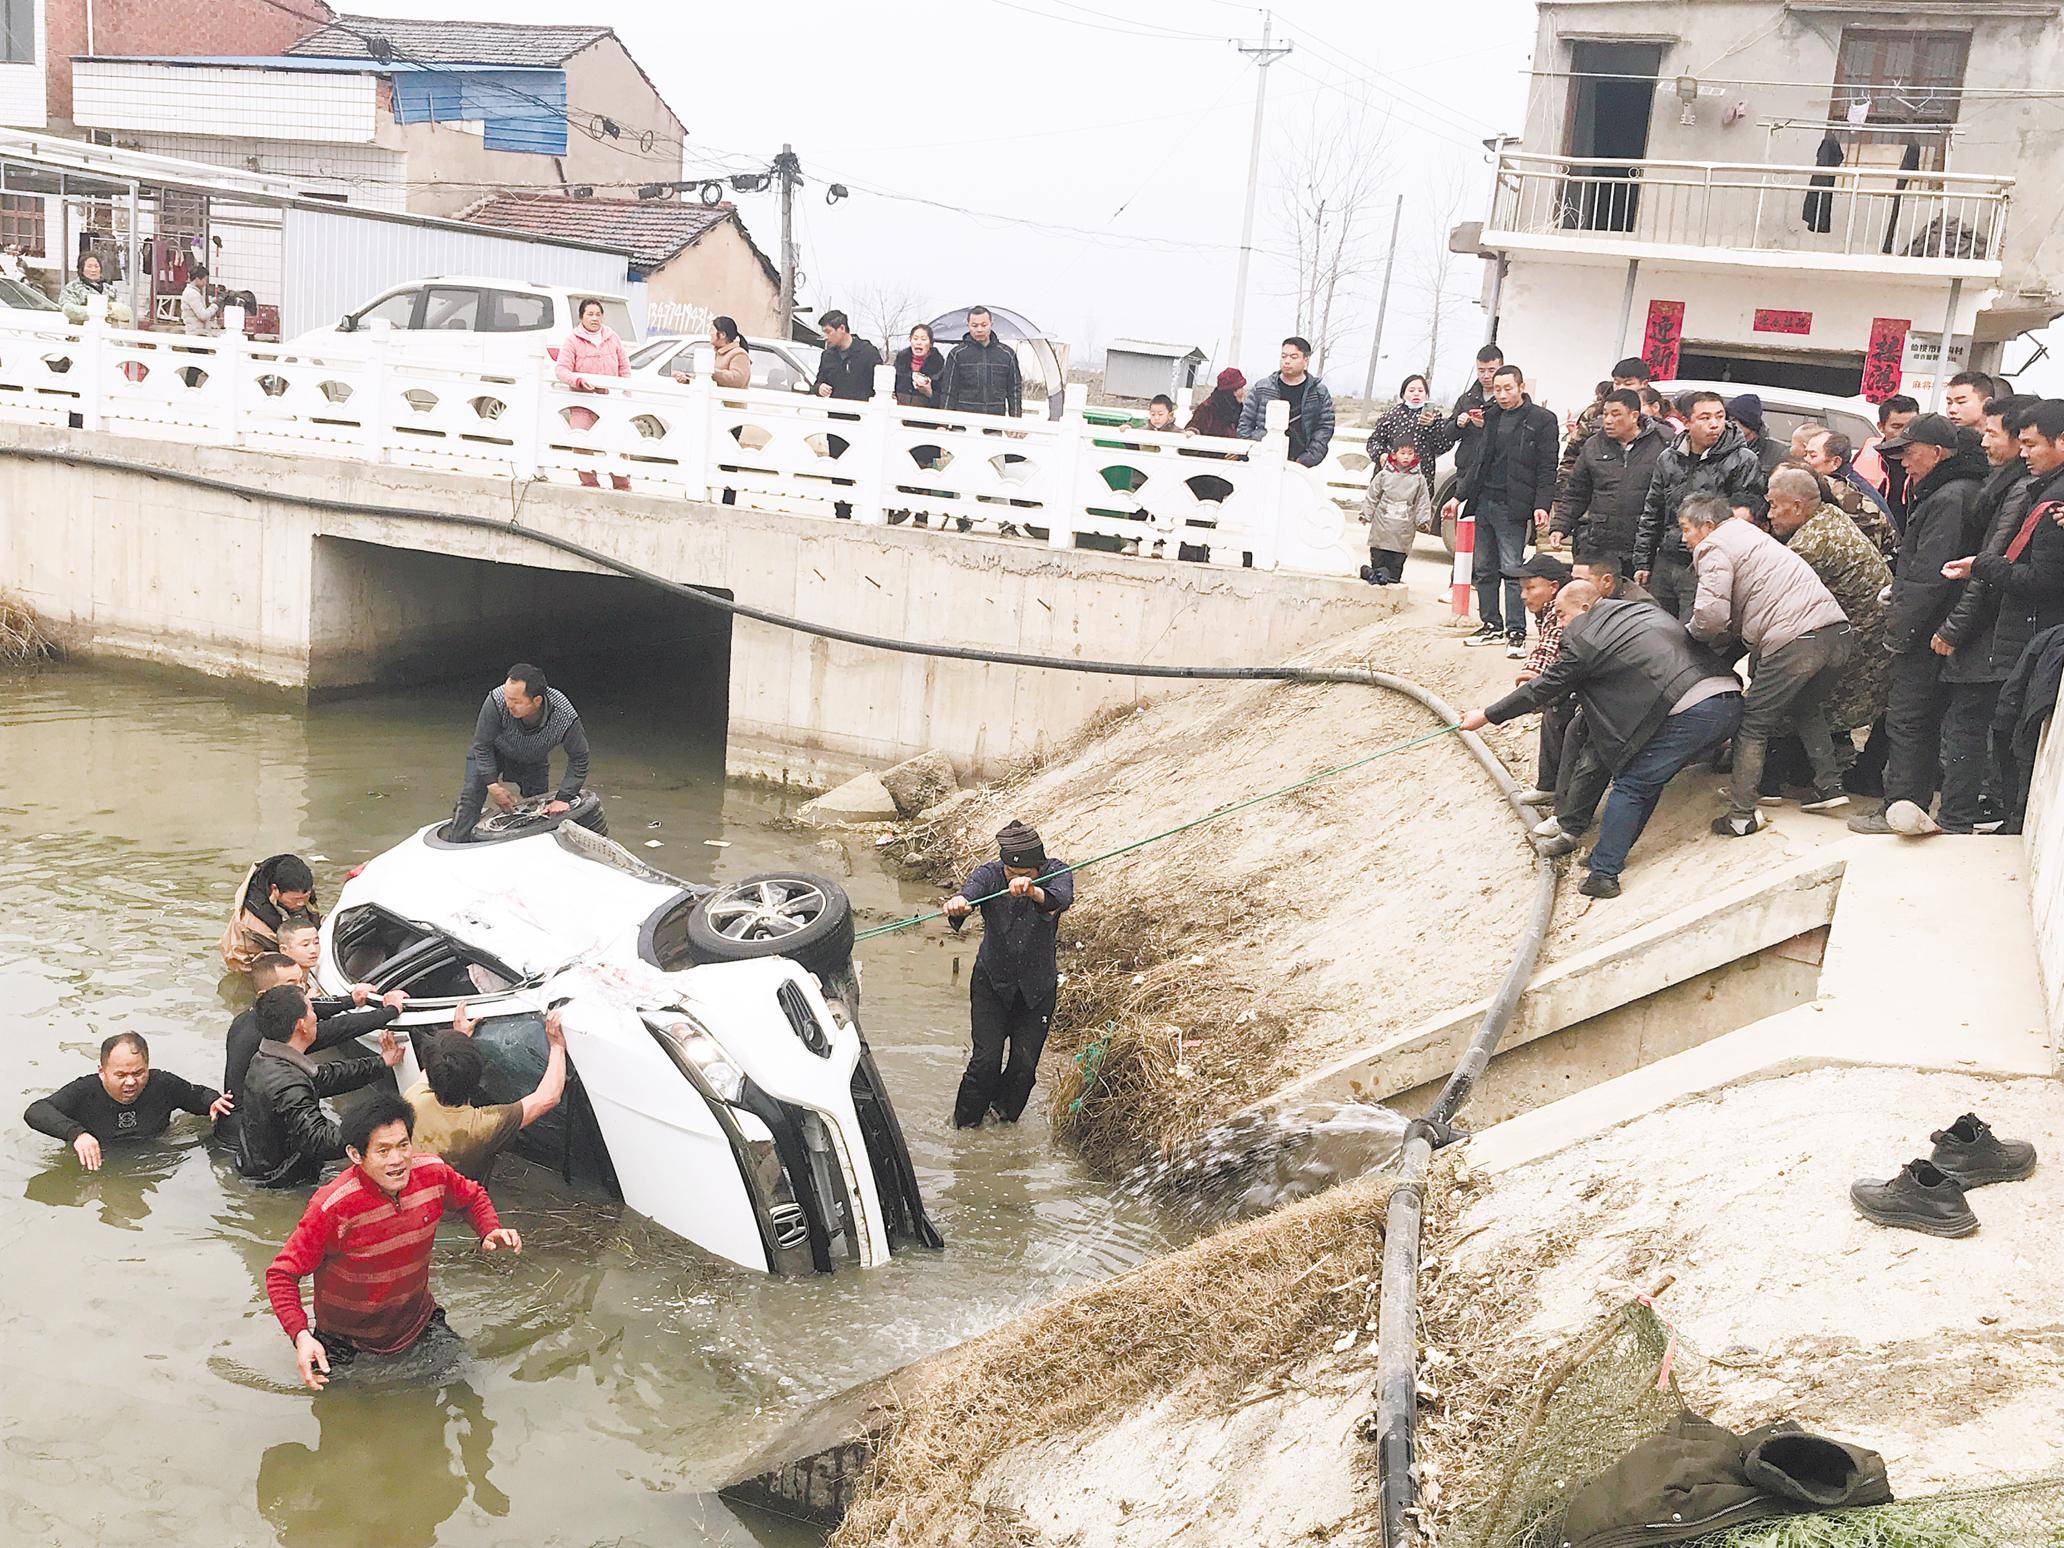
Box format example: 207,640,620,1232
942,820,1074,1127
449,662,590,841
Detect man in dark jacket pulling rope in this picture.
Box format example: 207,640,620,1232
449,662,590,842
942,820,1074,1127
1462,583,1744,899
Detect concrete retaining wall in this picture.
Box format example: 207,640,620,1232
0,424,1390,787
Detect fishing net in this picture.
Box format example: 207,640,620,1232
1455,1297,2064,1548
1455,1299,1686,1548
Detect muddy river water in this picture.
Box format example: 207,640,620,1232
0,667,1175,1547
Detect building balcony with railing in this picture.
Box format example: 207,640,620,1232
1480,148,2011,279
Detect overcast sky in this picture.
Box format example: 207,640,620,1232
363,0,1540,397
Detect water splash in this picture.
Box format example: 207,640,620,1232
1117,1102,1412,1231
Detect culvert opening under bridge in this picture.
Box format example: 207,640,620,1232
306,537,733,740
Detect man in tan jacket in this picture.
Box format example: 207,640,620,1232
1681,494,1855,835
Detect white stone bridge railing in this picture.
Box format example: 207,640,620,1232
0,318,1365,577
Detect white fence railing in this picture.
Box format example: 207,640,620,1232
0,318,1367,578
1484,150,2012,267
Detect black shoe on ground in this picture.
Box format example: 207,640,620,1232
1462,624,1504,647
1359,563,1376,583
1929,1113,2037,1187
1849,1159,1978,1237
1579,871,1621,898
1799,783,1850,812
1711,813,1764,837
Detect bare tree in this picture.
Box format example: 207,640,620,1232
849,280,929,351
1409,164,1482,393
1270,99,1393,374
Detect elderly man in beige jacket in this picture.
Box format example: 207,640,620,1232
1680,492,1856,835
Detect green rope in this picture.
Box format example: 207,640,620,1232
853,721,1460,943
1068,1022,1115,1115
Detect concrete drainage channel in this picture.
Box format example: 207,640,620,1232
3,446,1560,1547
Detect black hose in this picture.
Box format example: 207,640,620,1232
7,442,1556,1542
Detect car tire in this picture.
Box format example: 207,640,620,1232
682,872,854,980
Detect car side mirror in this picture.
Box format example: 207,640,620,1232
338,314,357,333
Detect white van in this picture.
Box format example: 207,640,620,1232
286,277,636,371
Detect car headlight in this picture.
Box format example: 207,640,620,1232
645,1013,746,1102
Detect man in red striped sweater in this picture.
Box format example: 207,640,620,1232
266,1092,522,1391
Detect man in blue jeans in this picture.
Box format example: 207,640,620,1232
1457,364,1560,656
1462,581,1744,898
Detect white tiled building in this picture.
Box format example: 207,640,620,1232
1469,0,2064,414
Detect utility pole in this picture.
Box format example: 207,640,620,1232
775,142,801,341
1228,11,1290,373
1360,192,1405,402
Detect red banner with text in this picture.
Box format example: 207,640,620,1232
1642,300,1685,380
1862,317,1910,403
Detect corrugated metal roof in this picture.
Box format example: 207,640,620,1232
288,15,611,67
1107,338,1208,358
460,195,735,269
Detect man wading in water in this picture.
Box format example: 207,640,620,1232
942,821,1074,1127
449,663,591,841
267,1092,520,1391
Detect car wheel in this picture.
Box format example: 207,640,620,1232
683,872,854,979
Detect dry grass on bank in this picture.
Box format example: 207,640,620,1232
829,1170,1392,1548
0,593,53,664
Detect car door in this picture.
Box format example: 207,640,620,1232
347,287,420,332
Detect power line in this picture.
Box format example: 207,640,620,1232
1276,15,1509,139
976,0,1227,43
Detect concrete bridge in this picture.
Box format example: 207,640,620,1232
0,423,1385,787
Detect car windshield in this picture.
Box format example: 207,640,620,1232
0,275,59,312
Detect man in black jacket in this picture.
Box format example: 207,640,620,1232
1633,391,1769,622
1432,343,1504,523
1939,399,2064,830
1929,395,2041,831
1548,389,1666,566
940,306,1023,418
1462,583,1744,898
235,985,402,1188
1459,363,1559,652
221,953,407,1140
811,309,882,401
1849,413,1990,834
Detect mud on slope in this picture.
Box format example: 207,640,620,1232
898,605,1540,1172
896,588,1852,1172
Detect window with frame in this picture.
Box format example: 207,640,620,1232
420,286,482,331
1,0,34,66
0,192,44,254
481,290,552,332
1831,28,1970,169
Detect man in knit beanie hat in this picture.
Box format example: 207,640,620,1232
941,819,1074,1127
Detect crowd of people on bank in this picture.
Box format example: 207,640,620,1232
1431,348,2064,898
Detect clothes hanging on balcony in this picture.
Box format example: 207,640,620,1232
1882,139,1923,255
1803,132,1843,234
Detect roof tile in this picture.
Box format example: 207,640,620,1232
288,15,612,67
459,194,735,269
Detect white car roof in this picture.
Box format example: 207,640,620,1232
1654,379,1880,419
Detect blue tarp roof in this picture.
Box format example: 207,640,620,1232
78,56,568,155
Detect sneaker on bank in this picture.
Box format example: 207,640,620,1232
1578,871,1621,899
1800,783,1851,813
1847,805,1894,835
1532,814,1565,838
1710,812,1765,838
1462,624,1504,647
1885,799,1942,837
1849,1159,1978,1237
1539,834,1581,858
1504,639,1528,660
1929,1113,2038,1187
1516,787,1555,807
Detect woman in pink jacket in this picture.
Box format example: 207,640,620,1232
555,297,632,489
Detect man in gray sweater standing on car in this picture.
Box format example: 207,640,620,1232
449,662,591,842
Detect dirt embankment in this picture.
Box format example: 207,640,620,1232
895,589,1848,1174
829,1170,1393,1548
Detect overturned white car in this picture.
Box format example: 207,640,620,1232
316,799,939,1274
